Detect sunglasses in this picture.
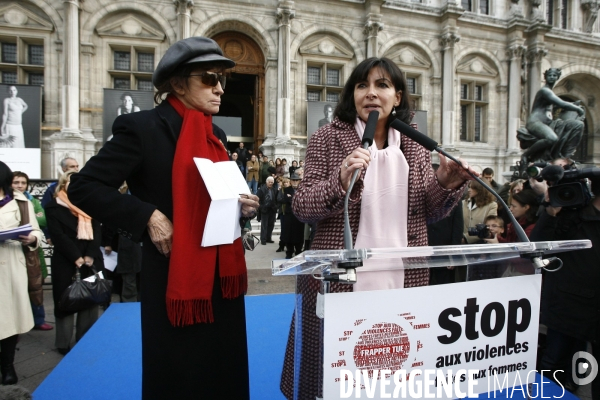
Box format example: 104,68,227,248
187,72,227,89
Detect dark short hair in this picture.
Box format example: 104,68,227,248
334,57,412,126
512,189,539,223
12,171,29,186
482,168,494,176
0,161,14,197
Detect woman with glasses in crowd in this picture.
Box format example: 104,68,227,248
68,37,259,400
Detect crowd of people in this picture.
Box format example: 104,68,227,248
1,36,598,400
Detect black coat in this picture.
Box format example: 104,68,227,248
257,183,278,214
68,101,249,399
279,186,304,243
45,199,103,319
531,204,600,343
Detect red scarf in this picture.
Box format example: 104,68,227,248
166,95,247,327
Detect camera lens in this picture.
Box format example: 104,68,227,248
558,186,575,202
526,166,542,178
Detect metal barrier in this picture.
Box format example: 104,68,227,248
29,179,57,285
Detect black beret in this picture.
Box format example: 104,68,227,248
152,37,235,87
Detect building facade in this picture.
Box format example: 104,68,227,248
4,0,600,179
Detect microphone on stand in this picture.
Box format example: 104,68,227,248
389,118,559,270
327,111,379,284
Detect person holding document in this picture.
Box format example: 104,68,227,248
68,37,259,400
280,57,476,399
0,161,41,385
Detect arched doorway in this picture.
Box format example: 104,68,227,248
212,32,265,154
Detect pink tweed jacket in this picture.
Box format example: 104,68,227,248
280,118,466,400
293,117,464,284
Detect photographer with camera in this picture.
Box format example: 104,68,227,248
462,180,498,244
531,175,600,396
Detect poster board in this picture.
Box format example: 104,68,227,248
0,84,42,178
324,274,542,399
103,89,155,143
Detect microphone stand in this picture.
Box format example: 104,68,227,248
390,117,560,271
323,111,379,283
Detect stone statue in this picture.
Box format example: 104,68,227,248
517,68,585,165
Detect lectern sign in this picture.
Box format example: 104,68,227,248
323,274,541,399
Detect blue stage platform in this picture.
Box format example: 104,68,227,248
33,293,574,400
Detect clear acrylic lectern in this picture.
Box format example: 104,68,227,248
273,240,591,400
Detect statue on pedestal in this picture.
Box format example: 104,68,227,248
517,68,585,165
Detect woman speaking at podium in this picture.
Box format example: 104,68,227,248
280,57,476,399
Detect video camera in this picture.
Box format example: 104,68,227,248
531,163,600,208
467,223,491,239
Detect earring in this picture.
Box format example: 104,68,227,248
391,107,397,116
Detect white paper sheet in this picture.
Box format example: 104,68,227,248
101,247,118,272
83,271,105,282
194,158,251,247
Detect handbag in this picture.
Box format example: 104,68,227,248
59,265,113,313
16,200,43,306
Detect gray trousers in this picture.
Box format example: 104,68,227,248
55,305,99,349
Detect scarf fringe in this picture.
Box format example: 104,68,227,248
166,298,214,327
220,272,248,299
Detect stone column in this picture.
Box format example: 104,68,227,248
174,0,194,40
61,0,81,138
440,30,460,148
506,44,525,152
526,45,547,111
276,0,294,140
364,14,383,58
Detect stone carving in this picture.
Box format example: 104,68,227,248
582,0,600,33
517,68,585,164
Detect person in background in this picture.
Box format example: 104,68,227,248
11,171,53,331
288,160,299,177
257,176,278,245
279,173,305,259
45,171,104,356
41,157,80,209
484,215,505,239
246,154,259,194
275,178,290,253
299,160,304,169
116,92,141,116
485,189,539,243
0,161,41,385
260,155,271,185
68,37,258,399
281,57,474,399
427,164,463,286
231,152,244,176
531,177,600,396
275,158,284,179
234,142,248,176
462,180,498,244
481,167,500,192
281,158,289,178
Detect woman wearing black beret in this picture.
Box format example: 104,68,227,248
68,37,259,399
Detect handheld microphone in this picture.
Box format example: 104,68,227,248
390,117,530,244
343,111,379,250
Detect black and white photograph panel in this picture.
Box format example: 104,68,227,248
103,89,154,142
307,101,337,141
0,84,41,149
0,84,42,178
